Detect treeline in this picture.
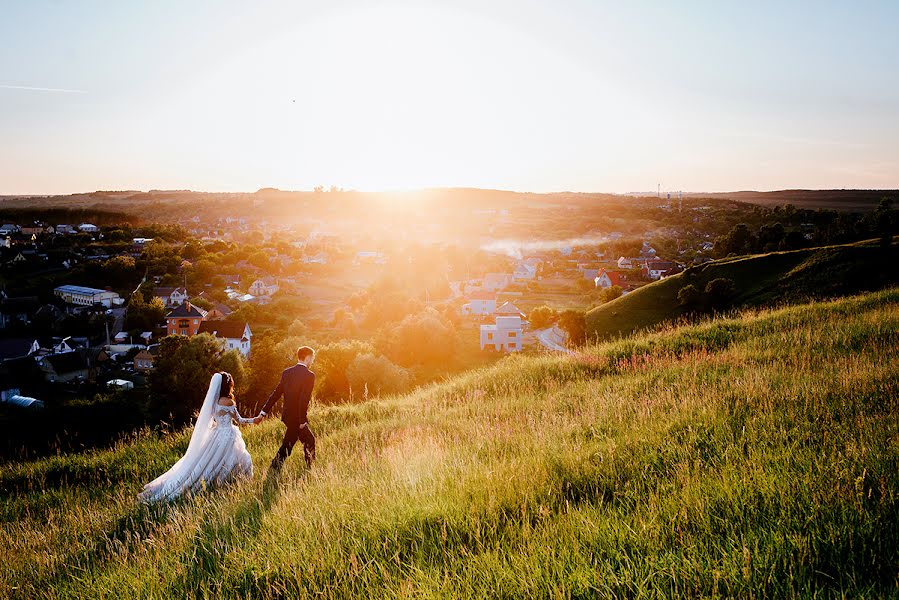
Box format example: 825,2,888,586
713,199,897,257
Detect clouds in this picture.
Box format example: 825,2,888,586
0,84,87,94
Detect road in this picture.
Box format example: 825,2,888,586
535,326,572,354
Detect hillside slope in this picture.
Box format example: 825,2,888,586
2,290,898,598
587,237,898,341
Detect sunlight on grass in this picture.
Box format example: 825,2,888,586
2,289,898,597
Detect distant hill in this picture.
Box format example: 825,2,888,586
586,237,898,341
687,189,895,212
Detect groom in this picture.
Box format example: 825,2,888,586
254,345,317,471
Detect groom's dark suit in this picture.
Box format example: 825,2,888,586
260,362,316,469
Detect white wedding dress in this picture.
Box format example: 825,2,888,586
139,373,254,503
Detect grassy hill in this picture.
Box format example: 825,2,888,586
587,238,898,342
2,289,898,598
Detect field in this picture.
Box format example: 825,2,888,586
2,289,898,598
587,237,899,341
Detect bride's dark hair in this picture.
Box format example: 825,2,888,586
220,372,235,400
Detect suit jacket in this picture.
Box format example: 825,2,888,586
261,363,315,428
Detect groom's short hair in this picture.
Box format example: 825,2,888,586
297,346,315,361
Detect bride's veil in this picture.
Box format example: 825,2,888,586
140,372,222,501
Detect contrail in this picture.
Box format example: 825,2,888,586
0,84,87,94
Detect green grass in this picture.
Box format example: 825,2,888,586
2,289,898,598
586,237,899,342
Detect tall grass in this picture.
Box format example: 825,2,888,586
2,289,898,598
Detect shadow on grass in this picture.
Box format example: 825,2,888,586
167,466,294,595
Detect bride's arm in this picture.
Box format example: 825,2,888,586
233,406,254,425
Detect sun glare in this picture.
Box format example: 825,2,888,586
146,3,644,193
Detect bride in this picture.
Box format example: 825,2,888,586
139,371,255,503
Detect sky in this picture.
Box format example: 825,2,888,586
1,0,898,195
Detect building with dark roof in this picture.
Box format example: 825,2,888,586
165,300,208,336
197,320,252,357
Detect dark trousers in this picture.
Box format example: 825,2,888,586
271,422,315,470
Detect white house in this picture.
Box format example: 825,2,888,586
0,236,9,249
78,223,99,233
480,316,523,352
198,320,252,357
249,277,279,298
495,301,525,318
644,260,678,280
617,257,633,269
513,262,537,281
594,269,627,289
462,291,496,316
0,224,18,235
56,224,76,234
153,286,189,307
54,285,122,308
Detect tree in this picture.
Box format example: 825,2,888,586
714,224,755,257
102,255,138,289
381,308,457,368
778,230,807,251
314,340,377,403
148,334,230,423
346,353,411,400
245,335,294,412
124,295,166,331
677,284,701,309
875,197,896,248
558,309,586,347
704,278,735,309
528,305,557,329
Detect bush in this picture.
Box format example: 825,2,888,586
704,278,735,309
677,284,702,308
599,285,623,304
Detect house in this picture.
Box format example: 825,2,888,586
0,296,39,329
165,300,208,336
0,236,9,248
56,224,76,234
78,223,99,233
0,338,40,362
205,303,233,320
513,262,538,281
643,260,677,280
107,379,134,390
134,345,160,371
153,286,189,307
0,224,18,235
581,268,600,281
462,291,496,316
594,269,627,289
198,320,252,357
0,356,45,407
480,316,523,352
495,301,526,319
20,224,44,236
617,257,633,269
249,276,279,298
54,285,122,308
39,351,90,383
302,252,328,264
482,272,512,292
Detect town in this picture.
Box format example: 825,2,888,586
0,188,887,457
